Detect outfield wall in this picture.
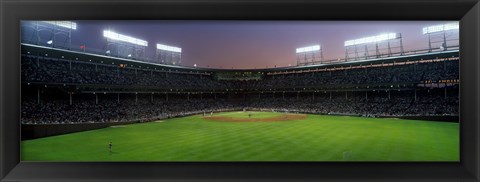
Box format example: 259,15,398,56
376,115,459,122
21,121,141,140
252,108,459,122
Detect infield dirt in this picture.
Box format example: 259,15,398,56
203,113,307,122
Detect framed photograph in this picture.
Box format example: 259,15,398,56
1,0,479,181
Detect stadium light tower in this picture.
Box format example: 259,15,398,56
21,21,77,50
296,45,323,66
155,43,182,65
422,22,459,52
103,30,148,60
344,33,403,61
41,21,77,30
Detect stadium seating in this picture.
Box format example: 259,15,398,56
21,55,459,124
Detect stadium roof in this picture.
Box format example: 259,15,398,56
22,43,459,73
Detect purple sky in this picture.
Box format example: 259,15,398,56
50,21,458,69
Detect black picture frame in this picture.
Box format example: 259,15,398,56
1,0,479,181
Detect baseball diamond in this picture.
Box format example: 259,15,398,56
20,21,460,162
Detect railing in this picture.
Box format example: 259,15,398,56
22,40,460,69
298,45,460,66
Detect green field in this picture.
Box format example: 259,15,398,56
22,111,459,161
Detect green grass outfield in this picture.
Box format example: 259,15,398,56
22,111,459,161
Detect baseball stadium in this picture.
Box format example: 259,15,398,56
20,21,459,161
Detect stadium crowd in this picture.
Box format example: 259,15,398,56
21,55,459,124
22,89,458,124
22,56,459,90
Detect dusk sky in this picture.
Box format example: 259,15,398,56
25,21,458,69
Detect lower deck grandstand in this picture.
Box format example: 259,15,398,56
22,89,457,124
